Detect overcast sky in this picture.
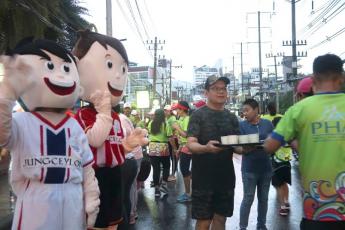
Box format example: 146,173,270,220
81,0,344,82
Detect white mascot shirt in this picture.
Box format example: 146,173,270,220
8,112,93,230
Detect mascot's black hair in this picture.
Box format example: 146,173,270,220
6,37,76,64
73,30,128,64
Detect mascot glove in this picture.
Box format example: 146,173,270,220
0,55,35,101
83,165,100,228
89,90,112,116
122,127,149,152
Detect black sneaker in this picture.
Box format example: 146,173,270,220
155,187,161,197
159,181,168,196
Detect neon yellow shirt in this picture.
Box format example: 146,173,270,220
261,113,282,122
177,116,189,145
272,93,345,221
148,121,171,143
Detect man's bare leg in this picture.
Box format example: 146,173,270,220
196,219,212,230
211,214,226,230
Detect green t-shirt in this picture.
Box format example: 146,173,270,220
177,116,190,145
273,93,345,221
148,121,171,143
166,115,177,137
261,113,282,122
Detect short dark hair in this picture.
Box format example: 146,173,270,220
266,102,276,116
313,54,344,75
272,116,282,128
243,98,259,110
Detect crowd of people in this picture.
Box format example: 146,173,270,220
0,30,343,230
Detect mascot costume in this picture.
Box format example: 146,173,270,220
0,38,100,229
73,30,148,229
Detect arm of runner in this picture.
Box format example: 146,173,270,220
264,137,281,154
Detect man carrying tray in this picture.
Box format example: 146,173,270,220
187,75,240,230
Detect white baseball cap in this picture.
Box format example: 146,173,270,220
131,110,138,115
164,105,172,110
124,102,131,108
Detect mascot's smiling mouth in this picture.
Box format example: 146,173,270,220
108,82,123,96
44,77,76,96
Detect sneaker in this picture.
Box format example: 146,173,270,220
155,187,161,197
129,215,136,225
177,193,192,202
279,207,289,216
284,202,290,210
167,175,176,182
160,181,169,196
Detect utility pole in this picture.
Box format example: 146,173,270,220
258,11,264,112
246,11,271,110
274,55,279,113
266,52,284,113
232,56,235,97
241,42,244,94
147,37,165,104
168,60,182,104
106,0,112,36
291,0,297,82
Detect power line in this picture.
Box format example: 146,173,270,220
25,0,79,32
305,2,345,37
115,0,153,58
300,0,341,37
143,0,157,35
125,0,146,43
16,0,65,34
134,0,150,39
309,26,345,49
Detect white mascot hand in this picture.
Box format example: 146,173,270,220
83,165,100,228
89,90,111,116
122,127,149,152
0,55,36,100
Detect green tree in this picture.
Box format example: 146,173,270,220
0,0,89,52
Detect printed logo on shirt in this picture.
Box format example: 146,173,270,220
113,120,121,134
310,105,345,142
22,156,82,168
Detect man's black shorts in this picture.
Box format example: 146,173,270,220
192,189,234,220
272,161,291,187
300,218,345,230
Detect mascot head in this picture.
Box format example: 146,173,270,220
7,37,80,111
72,30,129,107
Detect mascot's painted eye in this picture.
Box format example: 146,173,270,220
106,60,113,69
45,61,55,71
61,64,70,73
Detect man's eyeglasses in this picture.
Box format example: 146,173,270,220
209,87,227,93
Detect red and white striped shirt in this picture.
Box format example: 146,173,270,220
75,107,125,168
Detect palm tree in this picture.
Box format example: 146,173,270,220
0,0,90,52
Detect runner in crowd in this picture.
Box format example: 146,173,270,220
148,109,173,197
271,116,292,217
173,101,192,203
265,53,345,230
164,105,178,182
261,102,282,122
